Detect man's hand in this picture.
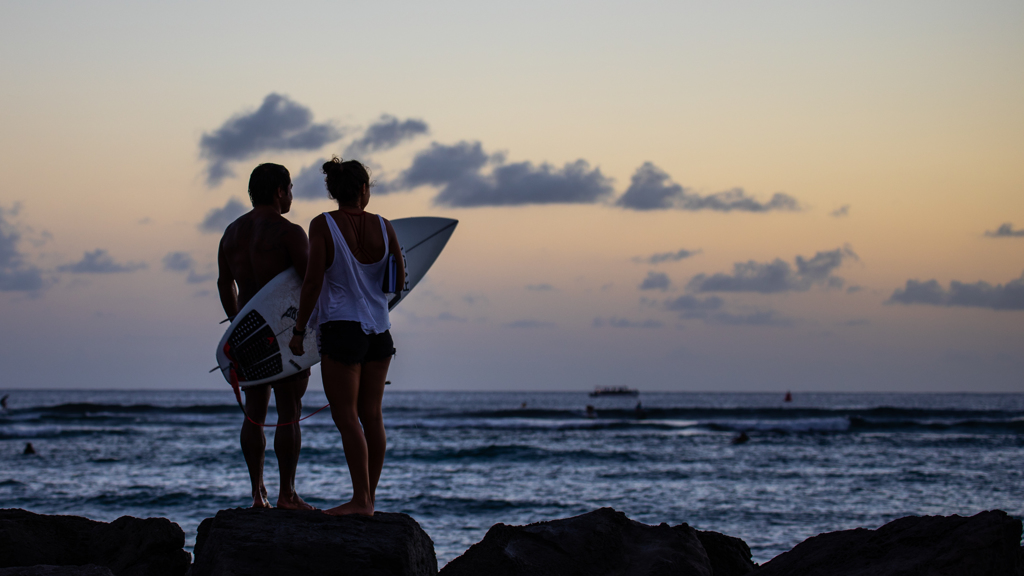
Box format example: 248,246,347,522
289,334,305,356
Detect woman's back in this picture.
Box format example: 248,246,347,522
324,209,386,268
317,210,391,335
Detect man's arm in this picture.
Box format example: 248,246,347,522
217,236,239,320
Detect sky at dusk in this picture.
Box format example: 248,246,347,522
1,1,1021,391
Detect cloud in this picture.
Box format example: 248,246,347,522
705,310,793,326
831,205,850,218
186,269,216,284
199,198,247,233
662,293,790,326
200,94,343,186
639,271,671,291
526,283,554,291
593,317,664,328
57,249,146,273
344,115,429,157
0,205,44,292
402,141,492,188
162,252,195,272
687,247,857,293
163,251,215,284
393,141,614,207
665,295,724,315
503,319,556,328
462,292,488,305
616,162,801,212
292,159,329,200
888,272,1024,311
984,223,1024,238
634,248,701,264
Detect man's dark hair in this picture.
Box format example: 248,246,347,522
248,163,291,206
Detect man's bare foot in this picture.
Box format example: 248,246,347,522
323,501,373,517
277,494,316,510
251,494,272,508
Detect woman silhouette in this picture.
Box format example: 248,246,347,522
290,157,404,516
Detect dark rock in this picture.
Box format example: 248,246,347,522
696,530,757,576
0,509,189,576
439,507,711,576
752,510,1023,576
190,508,436,576
0,566,115,576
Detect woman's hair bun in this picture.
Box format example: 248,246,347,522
322,156,344,175
321,156,371,203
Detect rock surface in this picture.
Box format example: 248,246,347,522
695,530,757,576
752,510,1023,576
190,508,437,576
439,507,712,576
0,509,189,576
0,567,115,576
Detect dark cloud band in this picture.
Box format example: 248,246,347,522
57,250,146,274
200,94,342,186
616,162,801,213
199,198,247,234
688,247,856,293
984,223,1024,238
0,205,44,292
344,115,429,157
888,272,1024,311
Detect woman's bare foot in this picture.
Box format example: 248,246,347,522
251,494,272,508
277,494,316,510
323,500,373,517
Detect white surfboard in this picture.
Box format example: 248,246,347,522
215,216,458,387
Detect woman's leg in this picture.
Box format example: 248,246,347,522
357,357,390,504
321,355,374,516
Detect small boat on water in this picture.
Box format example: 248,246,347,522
589,386,639,397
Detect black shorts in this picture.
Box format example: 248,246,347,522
318,321,395,365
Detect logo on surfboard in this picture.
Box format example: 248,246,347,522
281,306,298,321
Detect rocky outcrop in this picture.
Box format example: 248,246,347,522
439,508,713,576
0,509,189,576
190,508,437,576
752,510,1023,576
695,530,757,576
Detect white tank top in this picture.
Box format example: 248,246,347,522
314,212,391,335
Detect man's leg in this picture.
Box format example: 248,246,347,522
241,385,272,508
272,374,314,510
321,356,374,516
357,358,390,506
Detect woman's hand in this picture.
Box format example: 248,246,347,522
289,334,305,356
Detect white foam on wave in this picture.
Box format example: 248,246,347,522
709,416,851,432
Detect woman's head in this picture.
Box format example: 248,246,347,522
323,157,372,207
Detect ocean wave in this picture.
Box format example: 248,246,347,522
0,425,137,440
389,444,645,463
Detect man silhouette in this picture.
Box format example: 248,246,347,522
217,163,313,509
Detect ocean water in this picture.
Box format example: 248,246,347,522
1,389,1022,566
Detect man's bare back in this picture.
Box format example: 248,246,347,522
216,164,314,510
219,211,308,311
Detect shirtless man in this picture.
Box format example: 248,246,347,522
217,163,314,510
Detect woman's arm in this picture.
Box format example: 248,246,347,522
289,215,327,356
384,218,405,293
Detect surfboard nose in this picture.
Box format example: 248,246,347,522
392,217,458,294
